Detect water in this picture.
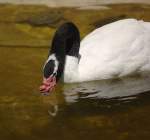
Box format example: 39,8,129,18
1,47,150,140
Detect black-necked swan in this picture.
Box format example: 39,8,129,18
39,19,150,93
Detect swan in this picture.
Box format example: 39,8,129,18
39,19,150,93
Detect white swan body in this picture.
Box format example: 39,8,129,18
64,19,150,83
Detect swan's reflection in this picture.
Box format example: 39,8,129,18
44,75,150,117
63,75,150,104
48,105,58,117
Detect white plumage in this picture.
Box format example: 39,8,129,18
63,19,150,83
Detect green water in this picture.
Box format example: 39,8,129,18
0,47,150,140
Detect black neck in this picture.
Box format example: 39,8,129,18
49,22,80,81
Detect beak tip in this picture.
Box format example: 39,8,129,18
39,85,51,95
39,76,56,94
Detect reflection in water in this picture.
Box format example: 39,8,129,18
47,75,150,118
48,105,58,117
63,75,150,104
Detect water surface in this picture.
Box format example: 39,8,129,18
0,47,150,140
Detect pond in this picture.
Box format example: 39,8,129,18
0,47,150,140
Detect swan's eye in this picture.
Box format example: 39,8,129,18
43,60,55,78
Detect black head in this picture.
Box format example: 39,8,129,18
40,22,80,93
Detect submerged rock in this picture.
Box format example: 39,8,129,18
16,11,66,27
